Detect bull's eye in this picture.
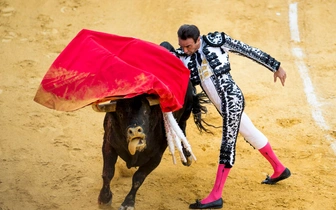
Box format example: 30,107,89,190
118,112,123,118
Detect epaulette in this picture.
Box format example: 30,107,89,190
202,31,225,47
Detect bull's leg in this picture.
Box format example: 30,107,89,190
119,153,163,210
178,120,187,136
98,139,118,205
178,120,193,166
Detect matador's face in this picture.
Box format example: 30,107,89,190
178,36,201,56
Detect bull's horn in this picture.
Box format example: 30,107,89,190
146,96,160,106
92,101,117,112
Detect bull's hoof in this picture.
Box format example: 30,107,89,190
182,147,192,166
119,199,135,210
182,160,192,167
98,189,112,205
119,205,135,210
182,155,193,167
118,205,135,210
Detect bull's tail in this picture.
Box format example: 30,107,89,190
191,89,222,134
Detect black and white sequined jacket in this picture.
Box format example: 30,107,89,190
175,31,281,86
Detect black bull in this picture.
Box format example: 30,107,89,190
97,81,205,209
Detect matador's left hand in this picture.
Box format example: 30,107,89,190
274,66,286,86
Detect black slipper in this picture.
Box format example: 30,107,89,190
261,168,291,185
189,198,223,209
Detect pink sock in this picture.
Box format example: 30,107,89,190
201,164,230,204
259,142,286,178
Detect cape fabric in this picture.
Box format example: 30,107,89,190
34,29,190,112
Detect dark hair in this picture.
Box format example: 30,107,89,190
177,24,200,43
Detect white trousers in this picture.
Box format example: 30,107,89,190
202,78,268,150
239,112,268,149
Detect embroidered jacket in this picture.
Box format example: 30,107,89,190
175,31,281,86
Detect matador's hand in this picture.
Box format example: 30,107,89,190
274,66,286,86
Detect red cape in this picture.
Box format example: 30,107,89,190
34,29,190,112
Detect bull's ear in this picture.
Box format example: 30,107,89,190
146,96,160,106
92,101,117,112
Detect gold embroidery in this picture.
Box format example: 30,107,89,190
198,58,213,80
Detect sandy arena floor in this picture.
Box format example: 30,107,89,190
1,0,336,209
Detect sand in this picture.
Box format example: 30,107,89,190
1,0,336,209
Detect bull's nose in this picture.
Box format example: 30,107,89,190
128,126,143,136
